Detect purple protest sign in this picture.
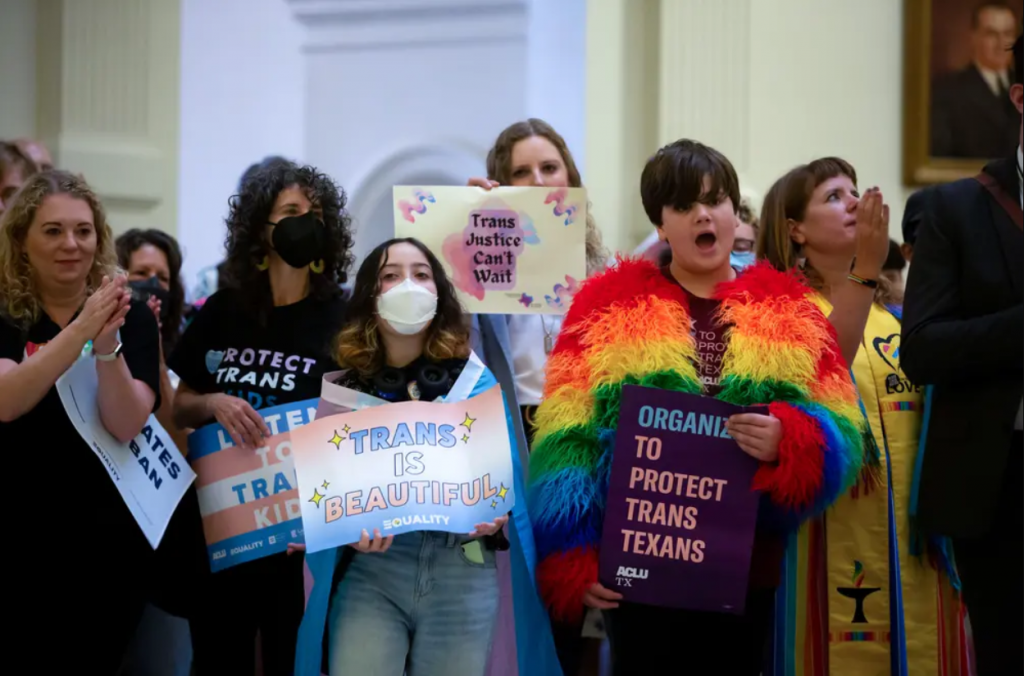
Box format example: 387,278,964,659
598,385,765,614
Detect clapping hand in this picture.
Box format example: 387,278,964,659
73,276,125,345
92,276,132,356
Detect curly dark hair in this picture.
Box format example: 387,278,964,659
335,238,469,378
115,228,186,355
223,160,354,323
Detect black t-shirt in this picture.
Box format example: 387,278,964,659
0,300,161,578
168,289,348,420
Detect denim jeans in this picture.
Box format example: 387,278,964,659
327,531,499,676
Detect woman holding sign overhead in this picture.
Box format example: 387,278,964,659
0,170,163,673
468,119,609,675
294,237,560,676
168,159,354,676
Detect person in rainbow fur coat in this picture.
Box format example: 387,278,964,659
527,140,867,675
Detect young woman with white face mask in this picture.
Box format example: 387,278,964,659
295,237,522,676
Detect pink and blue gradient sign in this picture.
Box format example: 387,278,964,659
292,384,516,553
188,398,318,572
393,186,587,314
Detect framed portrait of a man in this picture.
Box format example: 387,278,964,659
904,0,1020,184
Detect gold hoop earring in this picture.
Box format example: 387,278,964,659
256,256,269,271
309,259,324,274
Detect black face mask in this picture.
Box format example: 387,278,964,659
270,211,327,269
128,276,171,322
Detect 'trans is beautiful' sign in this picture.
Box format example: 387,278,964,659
598,386,765,614
188,398,317,572
291,384,516,553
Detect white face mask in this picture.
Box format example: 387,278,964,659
376,277,438,335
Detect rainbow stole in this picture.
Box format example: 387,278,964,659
770,303,970,676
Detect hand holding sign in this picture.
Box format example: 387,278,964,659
351,528,395,554
599,387,766,614
208,393,272,449
467,177,500,190
726,413,781,463
583,582,624,611
469,514,508,538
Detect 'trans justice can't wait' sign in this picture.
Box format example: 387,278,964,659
598,386,766,614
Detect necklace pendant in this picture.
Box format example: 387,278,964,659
544,334,555,354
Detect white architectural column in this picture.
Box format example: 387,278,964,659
584,0,660,254
35,0,181,236
657,0,752,176
287,0,530,265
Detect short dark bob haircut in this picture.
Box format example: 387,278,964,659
640,139,741,226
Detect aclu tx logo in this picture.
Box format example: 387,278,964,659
836,560,881,623
614,566,649,588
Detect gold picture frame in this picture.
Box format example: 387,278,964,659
903,0,1018,185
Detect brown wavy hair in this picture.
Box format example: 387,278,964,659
758,157,899,306
0,170,118,329
485,118,608,276
335,238,469,378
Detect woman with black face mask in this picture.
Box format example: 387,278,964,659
168,160,355,676
115,228,195,676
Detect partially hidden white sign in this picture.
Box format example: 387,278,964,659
57,355,196,548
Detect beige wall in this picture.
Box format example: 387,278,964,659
1,0,181,238
587,0,911,254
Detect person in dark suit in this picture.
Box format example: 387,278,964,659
902,33,1023,675
930,1,1018,158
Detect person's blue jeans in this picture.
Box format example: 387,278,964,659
327,531,499,676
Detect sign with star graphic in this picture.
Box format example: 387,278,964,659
292,383,516,552
393,185,586,314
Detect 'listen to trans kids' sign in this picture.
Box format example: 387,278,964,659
599,386,765,614
188,399,317,572
393,186,586,315
292,384,515,552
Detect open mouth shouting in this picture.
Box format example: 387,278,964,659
694,230,717,252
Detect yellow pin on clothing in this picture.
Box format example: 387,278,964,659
772,302,970,675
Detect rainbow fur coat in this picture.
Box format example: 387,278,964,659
527,259,867,623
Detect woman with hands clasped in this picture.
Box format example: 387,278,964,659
760,158,970,674
294,237,537,676
0,171,164,673
168,159,354,675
